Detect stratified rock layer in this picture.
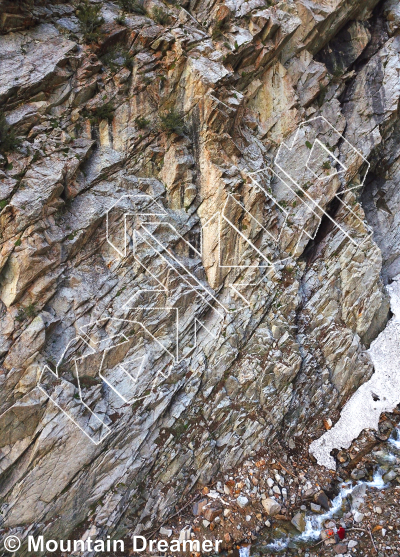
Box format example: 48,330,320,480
0,0,399,549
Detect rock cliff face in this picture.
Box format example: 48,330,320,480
0,0,399,548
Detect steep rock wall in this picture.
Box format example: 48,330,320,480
0,0,399,548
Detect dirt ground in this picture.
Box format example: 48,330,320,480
142,409,400,557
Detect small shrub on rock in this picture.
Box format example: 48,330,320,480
117,0,146,15
83,103,115,124
212,19,228,39
115,14,127,25
16,303,37,322
92,103,115,123
76,0,104,43
102,46,134,73
135,116,150,129
160,109,185,135
152,7,170,25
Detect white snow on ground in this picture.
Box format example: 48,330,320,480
310,275,400,469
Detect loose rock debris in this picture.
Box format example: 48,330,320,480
149,411,400,557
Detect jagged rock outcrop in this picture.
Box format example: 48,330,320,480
0,0,399,550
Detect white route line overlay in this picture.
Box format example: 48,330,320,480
0,116,373,444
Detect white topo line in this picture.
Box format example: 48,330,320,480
0,117,374,446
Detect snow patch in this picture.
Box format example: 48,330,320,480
310,275,400,469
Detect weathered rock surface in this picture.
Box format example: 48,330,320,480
262,497,281,516
291,511,306,532
0,0,398,550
